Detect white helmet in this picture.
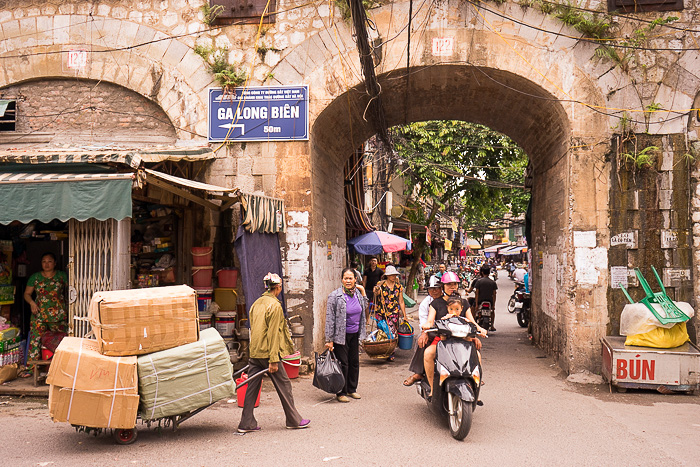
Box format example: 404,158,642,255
427,275,441,288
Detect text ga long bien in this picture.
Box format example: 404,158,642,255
217,104,300,121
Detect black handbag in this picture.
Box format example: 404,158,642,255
312,350,345,394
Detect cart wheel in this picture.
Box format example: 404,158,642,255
615,386,627,393
114,428,138,445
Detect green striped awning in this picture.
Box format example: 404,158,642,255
0,151,142,169
0,170,133,224
241,193,286,234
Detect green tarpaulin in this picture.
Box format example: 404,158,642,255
0,166,133,224
137,328,235,420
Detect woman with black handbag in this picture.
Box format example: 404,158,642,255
324,268,368,402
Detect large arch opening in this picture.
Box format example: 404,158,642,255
309,64,572,366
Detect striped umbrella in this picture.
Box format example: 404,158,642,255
347,231,412,255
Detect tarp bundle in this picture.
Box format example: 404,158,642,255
137,328,235,419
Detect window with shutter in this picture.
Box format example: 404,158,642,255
607,0,683,13
210,0,277,25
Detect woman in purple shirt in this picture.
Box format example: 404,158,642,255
325,268,368,403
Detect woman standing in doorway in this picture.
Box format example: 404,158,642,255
22,252,68,373
373,265,406,362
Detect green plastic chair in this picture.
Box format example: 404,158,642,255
619,266,689,325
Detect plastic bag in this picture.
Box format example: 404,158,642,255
312,350,345,394
40,331,67,352
624,322,690,348
398,320,413,335
620,302,694,336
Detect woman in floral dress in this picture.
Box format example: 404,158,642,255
22,252,68,373
373,265,406,362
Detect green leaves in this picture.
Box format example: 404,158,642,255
390,120,530,232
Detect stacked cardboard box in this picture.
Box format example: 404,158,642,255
137,328,234,419
47,337,139,429
88,285,199,356
50,285,233,429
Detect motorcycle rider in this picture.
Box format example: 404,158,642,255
473,265,498,332
422,294,483,397
403,273,485,387
402,275,444,387
513,263,527,283
411,272,485,392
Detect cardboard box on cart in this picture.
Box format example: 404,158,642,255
47,337,139,429
88,285,199,356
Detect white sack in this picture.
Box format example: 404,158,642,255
619,301,694,336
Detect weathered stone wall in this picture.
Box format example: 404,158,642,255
609,134,695,342
0,78,176,146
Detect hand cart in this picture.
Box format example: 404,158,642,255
74,365,269,444
601,336,700,394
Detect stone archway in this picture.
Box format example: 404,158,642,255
282,19,613,372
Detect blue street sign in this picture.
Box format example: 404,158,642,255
208,86,309,142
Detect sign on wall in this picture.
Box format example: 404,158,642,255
208,86,309,142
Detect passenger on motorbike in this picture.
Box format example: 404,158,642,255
422,294,483,397
473,265,498,332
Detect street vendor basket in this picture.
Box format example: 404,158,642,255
362,337,398,358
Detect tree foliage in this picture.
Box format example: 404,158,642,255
391,120,530,234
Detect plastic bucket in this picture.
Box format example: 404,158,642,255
281,351,301,379
398,333,414,350
236,373,261,408
199,311,212,330
195,289,213,312
214,288,237,311
217,268,239,288
192,266,213,288
191,247,213,266
215,310,236,337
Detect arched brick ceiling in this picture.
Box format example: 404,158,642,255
312,64,570,172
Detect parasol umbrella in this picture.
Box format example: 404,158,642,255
466,238,481,249
347,231,412,255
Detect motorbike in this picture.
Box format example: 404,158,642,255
489,268,498,281
507,282,527,313
417,316,483,440
475,301,494,331
514,281,531,328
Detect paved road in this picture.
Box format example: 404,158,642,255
3,273,700,466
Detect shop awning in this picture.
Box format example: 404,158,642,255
143,168,241,211
144,170,286,233
501,246,527,255
482,243,511,253
0,147,219,168
138,147,219,163
0,150,142,169
0,168,134,224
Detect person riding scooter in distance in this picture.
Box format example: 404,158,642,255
473,265,498,332
422,294,483,398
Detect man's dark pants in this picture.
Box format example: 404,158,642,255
238,357,302,430
334,332,360,396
